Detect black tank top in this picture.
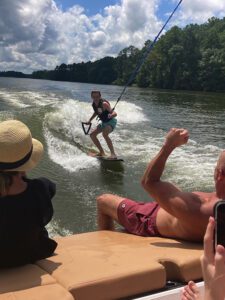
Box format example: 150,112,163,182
92,99,111,122
0,177,57,267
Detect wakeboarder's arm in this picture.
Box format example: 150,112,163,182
87,112,97,124
103,102,117,118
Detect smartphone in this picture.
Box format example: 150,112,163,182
214,201,225,249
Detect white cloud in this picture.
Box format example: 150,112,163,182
171,0,225,26
90,31,106,48
0,0,162,73
0,0,224,73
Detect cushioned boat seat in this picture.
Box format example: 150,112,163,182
0,264,73,300
149,236,203,282
0,284,73,300
37,231,203,300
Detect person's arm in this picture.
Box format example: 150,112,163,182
142,128,189,188
201,217,225,300
141,128,198,218
103,102,117,118
86,112,97,124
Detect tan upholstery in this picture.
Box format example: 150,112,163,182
0,264,73,300
0,264,55,294
0,231,203,300
0,284,74,300
37,231,203,300
37,231,166,300
53,231,203,282
147,236,203,282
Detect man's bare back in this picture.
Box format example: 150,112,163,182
156,192,218,242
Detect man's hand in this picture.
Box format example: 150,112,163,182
164,128,189,149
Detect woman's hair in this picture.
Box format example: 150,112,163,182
91,91,101,97
0,171,18,196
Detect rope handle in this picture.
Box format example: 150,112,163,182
81,122,92,135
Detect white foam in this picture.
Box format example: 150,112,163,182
47,219,73,238
42,97,219,192
44,126,98,172
0,89,29,108
109,122,219,191
0,89,58,108
138,137,219,191
113,101,148,124
45,99,94,142
43,99,148,170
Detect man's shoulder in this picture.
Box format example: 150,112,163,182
192,191,217,202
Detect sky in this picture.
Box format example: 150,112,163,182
0,0,225,73
54,0,175,20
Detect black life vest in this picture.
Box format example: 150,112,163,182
92,99,111,122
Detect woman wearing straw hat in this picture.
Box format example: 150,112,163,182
0,119,57,267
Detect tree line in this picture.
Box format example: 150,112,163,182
1,17,225,92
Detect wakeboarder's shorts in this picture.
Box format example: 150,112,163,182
117,198,161,237
98,118,117,131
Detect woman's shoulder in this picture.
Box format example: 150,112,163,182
102,99,111,109
102,98,110,104
28,177,56,198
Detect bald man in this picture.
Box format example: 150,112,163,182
96,128,224,242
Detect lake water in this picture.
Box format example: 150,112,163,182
0,77,225,236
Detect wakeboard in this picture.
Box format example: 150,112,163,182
88,152,124,162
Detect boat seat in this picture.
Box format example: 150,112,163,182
36,231,203,300
0,264,73,300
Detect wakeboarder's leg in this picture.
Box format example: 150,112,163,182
97,194,124,230
90,127,105,156
102,126,117,159
181,281,201,300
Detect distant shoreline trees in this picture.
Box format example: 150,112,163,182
0,71,30,79
1,17,225,92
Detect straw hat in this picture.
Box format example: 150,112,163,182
0,120,43,171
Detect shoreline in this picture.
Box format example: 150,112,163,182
1,76,225,95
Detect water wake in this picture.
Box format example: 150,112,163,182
0,89,59,108
44,99,148,172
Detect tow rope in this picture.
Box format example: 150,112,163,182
112,0,183,111
82,0,183,134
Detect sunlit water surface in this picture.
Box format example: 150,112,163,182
0,77,225,236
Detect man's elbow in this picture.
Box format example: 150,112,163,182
141,177,156,192
141,177,146,188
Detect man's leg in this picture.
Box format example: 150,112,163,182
97,194,124,230
90,127,105,156
102,126,117,158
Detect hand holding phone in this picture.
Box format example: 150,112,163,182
214,201,225,250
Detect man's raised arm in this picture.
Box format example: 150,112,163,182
141,128,190,215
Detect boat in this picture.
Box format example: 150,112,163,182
0,230,204,300
135,281,204,299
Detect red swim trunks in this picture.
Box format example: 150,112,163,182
117,198,161,237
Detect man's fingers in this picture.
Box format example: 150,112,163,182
180,129,188,135
169,128,189,135
203,217,215,263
